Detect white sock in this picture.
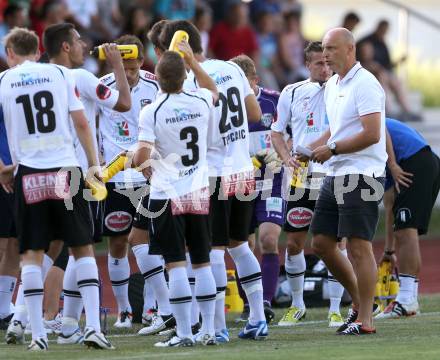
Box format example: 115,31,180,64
108,255,131,313
76,257,101,332
132,244,171,316
414,278,419,301
42,254,54,280
228,243,265,324
0,275,16,318
168,267,192,339
396,273,416,305
328,249,347,313
62,256,82,335
284,250,306,309
143,282,156,312
22,265,46,340
194,266,216,336
11,282,27,324
186,253,200,326
210,249,227,332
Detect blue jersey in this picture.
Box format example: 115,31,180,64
385,118,428,190
0,108,12,165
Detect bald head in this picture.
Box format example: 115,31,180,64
324,27,355,46
322,27,357,76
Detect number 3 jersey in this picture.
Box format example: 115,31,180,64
0,61,83,169
98,70,158,183
138,89,214,200
185,59,254,178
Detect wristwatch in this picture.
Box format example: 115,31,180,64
328,142,337,155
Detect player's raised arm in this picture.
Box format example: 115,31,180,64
101,43,131,112
178,40,218,103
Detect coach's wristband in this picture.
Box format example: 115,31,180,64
384,250,395,256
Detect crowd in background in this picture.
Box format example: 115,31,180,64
0,0,419,120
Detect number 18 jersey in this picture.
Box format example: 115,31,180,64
0,61,83,169
185,59,254,177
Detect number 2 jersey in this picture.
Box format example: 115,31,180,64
0,61,83,169
98,70,158,184
138,89,214,199
185,59,254,180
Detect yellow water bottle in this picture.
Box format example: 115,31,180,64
168,30,189,58
90,44,139,60
89,153,129,201
291,160,309,188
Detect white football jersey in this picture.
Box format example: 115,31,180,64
272,79,328,174
0,61,83,169
71,68,119,172
98,70,158,183
185,59,254,177
138,89,214,200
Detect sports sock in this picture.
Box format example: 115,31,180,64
261,253,280,304
396,273,416,305
62,256,82,335
194,266,216,336
76,257,101,332
284,250,306,309
0,275,16,318
186,253,200,325
168,267,192,339
132,244,171,316
210,249,227,332
143,282,156,312
22,265,46,340
108,254,131,313
42,254,54,280
11,282,26,324
228,242,265,325
328,249,347,313
414,278,419,301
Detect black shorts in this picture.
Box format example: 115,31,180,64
90,200,104,243
53,243,69,271
310,175,385,241
14,165,93,254
0,186,16,238
284,187,319,233
132,194,151,231
102,182,147,236
210,177,254,246
148,198,211,265
394,147,440,235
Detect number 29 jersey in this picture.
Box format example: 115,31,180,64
138,89,214,200
185,59,254,177
0,61,83,169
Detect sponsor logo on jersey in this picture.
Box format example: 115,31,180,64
209,71,232,85
140,99,152,108
165,108,201,124
117,121,129,136
259,133,271,149
96,83,111,100
104,211,132,232
305,112,320,134
261,113,273,128
144,72,156,80
287,207,313,228
221,129,246,146
11,72,51,88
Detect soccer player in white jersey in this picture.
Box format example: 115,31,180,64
134,48,219,347
272,42,347,327
42,22,131,342
160,20,267,342
98,34,168,329
0,28,113,350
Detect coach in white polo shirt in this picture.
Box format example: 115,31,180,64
305,28,387,335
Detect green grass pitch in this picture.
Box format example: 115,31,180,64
1,294,440,360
